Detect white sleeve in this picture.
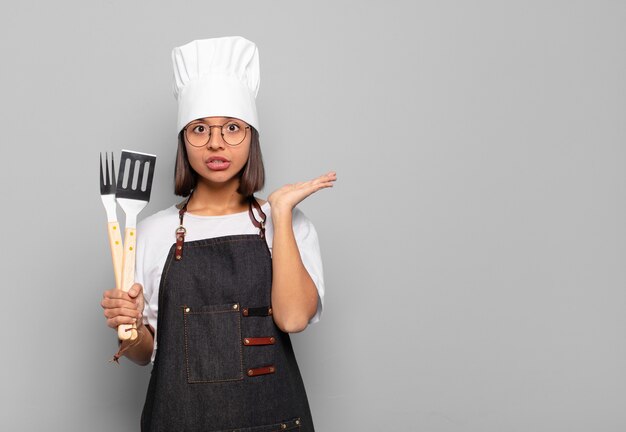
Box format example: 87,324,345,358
292,207,325,324
134,221,153,328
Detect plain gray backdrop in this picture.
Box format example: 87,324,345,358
1,1,625,431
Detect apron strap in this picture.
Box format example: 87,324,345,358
175,194,266,261
247,195,267,239
175,194,192,261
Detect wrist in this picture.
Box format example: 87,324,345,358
271,207,292,224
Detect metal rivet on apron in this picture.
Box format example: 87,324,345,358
270,337,275,343
280,424,287,429
295,419,300,425
247,369,253,376
268,307,273,315
177,245,182,250
232,304,239,310
184,307,190,313
269,366,275,372
244,338,250,345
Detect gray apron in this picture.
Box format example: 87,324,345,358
141,195,315,431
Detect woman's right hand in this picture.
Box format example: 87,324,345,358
101,283,144,330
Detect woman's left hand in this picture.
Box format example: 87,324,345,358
268,171,337,214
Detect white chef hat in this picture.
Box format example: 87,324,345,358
172,36,260,133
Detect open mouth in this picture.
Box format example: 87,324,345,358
206,157,231,170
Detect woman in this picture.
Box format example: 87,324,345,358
100,36,336,431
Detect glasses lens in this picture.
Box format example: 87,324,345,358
186,122,210,147
185,121,248,146
222,121,246,145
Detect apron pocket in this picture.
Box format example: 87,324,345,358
217,416,302,432
183,302,243,383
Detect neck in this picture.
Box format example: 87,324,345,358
187,178,249,216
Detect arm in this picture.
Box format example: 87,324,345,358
101,283,153,365
267,171,336,333
120,321,154,366
271,209,319,333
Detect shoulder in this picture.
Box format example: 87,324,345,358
137,205,180,237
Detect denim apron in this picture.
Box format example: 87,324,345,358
141,195,315,432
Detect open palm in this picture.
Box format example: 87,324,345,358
268,171,337,213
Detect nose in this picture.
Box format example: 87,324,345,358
206,125,225,149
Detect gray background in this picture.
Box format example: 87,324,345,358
0,1,624,431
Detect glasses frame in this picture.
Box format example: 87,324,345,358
184,120,251,147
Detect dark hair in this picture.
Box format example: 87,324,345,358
174,126,265,197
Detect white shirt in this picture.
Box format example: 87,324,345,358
135,201,325,363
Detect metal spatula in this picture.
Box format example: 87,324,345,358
99,152,124,291
116,149,157,341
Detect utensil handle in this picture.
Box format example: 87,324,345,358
118,227,138,341
107,222,123,290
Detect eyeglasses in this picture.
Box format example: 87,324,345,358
184,120,250,147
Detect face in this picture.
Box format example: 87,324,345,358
183,116,251,187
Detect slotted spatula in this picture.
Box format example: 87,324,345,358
116,149,157,341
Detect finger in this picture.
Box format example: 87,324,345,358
308,180,336,193
310,173,336,185
313,182,334,191
318,183,335,189
101,298,139,310
104,315,143,322
317,172,335,179
306,178,336,190
104,289,135,302
107,316,138,329
103,306,143,320
101,294,138,309
128,283,143,298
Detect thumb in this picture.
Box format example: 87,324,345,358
128,283,143,298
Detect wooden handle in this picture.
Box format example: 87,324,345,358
107,222,124,290
118,227,138,341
